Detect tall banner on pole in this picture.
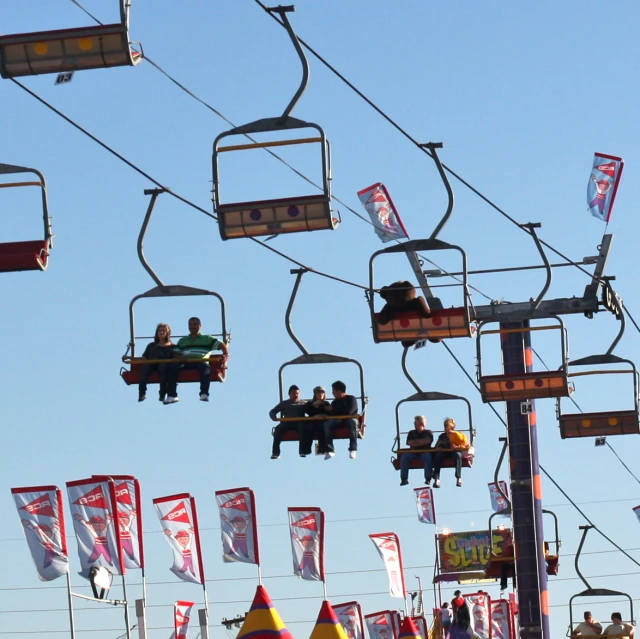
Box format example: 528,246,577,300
357,183,409,243
464,592,491,639
174,600,195,639
11,485,69,581
413,488,436,525
288,507,324,581
93,475,144,570
334,602,365,639
488,481,510,516
215,487,260,565
66,477,123,577
153,494,205,585
491,600,514,639
369,533,406,598
587,152,624,222
364,611,401,639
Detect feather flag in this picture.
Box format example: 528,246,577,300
93,475,143,570
66,478,123,577
633,505,640,523
11,485,69,581
491,600,514,639
174,601,195,639
587,152,624,222
357,183,409,243
368,533,406,598
334,602,365,639
464,592,491,639
364,611,400,639
488,481,510,516
215,487,259,565
413,487,436,525
288,507,324,581
153,494,205,585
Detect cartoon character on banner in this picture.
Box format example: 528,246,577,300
117,509,137,562
385,553,403,595
73,513,114,565
589,174,613,217
291,529,317,578
21,519,62,569
466,592,490,639
221,512,251,560
416,489,435,524
340,609,359,639
164,527,196,577
369,620,391,639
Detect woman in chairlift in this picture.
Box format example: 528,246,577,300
137,323,177,403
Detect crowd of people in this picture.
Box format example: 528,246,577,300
134,318,229,404
269,381,360,460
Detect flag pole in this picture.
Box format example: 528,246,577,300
121,575,132,639
65,571,76,639
202,582,210,638
257,565,263,586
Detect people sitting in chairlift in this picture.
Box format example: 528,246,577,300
137,323,177,403
574,611,603,636
432,418,468,488
304,385,331,454
322,381,359,460
399,415,433,487
603,613,635,638
269,385,310,459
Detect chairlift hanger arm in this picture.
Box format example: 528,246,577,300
138,188,167,289
421,143,454,241
285,268,310,356
520,222,552,314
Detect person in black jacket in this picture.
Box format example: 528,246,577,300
269,385,308,459
304,386,331,454
138,323,178,403
322,380,359,460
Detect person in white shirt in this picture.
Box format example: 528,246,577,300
603,613,634,638
574,611,602,636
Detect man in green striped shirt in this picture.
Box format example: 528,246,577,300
173,317,229,402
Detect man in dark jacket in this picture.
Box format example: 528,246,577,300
269,385,309,459
322,380,359,460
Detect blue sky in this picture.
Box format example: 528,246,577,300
1,1,639,638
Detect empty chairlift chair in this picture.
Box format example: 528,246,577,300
477,317,570,403
212,6,336,240
0,0,141,78
0,163,52,273
558,354,640,438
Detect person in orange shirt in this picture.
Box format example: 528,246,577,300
432,418,468,488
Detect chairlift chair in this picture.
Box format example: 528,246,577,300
369,239,473,344
477,317,570,403
212,6,336,241
558,355,640,439
0,163,52,272
0,0,142,78
390,392,475,473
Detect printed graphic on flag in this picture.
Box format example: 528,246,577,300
334,602,365,639
288,507,324,581
153,494,204,584
491,600,512,639
364,611,400,639
369,533,406,598
413,487,436,525
12,486,69,582
357,183,409,243
216,488,260,566
587,152,624,222
488,481,510,516
93,475,143,570
66,478,123,578
174,600,195,639
464,592,491,639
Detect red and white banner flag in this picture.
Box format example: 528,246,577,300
413,487,436,525
288,507,324,581
93,475,143,570
334,602,365,639
464,592,491,639
174,600,195,639
215,487,259,565
369,533,406,598
357,183,409,243
364,611,400,639
633,505,640,523
153,494,204,585
488,481,510,515
11,485,69,581
491,600,513,639
66,478,123,577
587,152,624,222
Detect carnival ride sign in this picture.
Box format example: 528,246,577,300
438,529,512,574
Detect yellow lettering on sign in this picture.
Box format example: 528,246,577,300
444,537,461,567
